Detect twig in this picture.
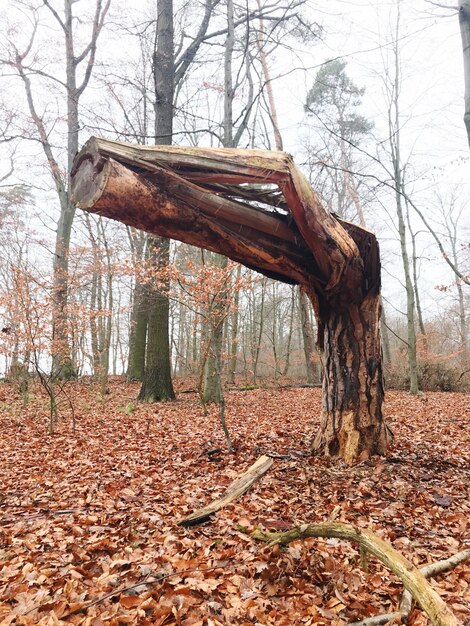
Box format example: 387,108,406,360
265,450,311,459
61,564,226,619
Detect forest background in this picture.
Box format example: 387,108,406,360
0,0,469,401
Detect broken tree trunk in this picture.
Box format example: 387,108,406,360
71,137,390,463
178,454,273,526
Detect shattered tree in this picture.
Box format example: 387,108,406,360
71,138,390,463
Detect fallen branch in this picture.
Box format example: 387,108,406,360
350,548,470,626
178,454,273,526
251,522,458,626
61,564,226,619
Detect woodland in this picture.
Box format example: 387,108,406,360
0,0,470,624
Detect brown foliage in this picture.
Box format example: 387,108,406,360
0,380,469,624
385,361,470,392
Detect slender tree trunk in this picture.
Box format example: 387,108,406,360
450,226,469,366
201,252,229,403
256,0,283,151
253,278,267,384
201,0,235,402
52,0,109,378
381,305,392,366
459,1,470,147
271,283,281,379
98,219,113,395
405,199,427,355
127,281,148,381
50,1,77,378
457,279,469,366
389,9,419,394
299,287,318,384
126,228,147,381
227,263,242,384
442,203,469,366
395,181,419,393
281,287,295,376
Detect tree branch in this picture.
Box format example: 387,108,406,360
349,548,470,626
14,55,66,201
43,0,66,32
76,0,111,97
252,522,458,626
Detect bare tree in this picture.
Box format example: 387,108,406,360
1,0,111,378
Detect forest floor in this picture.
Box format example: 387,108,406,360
0,378,469,626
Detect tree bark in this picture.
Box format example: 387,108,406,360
312,294,388,462
227,263,242,384
200,0,235,403
201,252,229,404
387,9,419,394
126,228,148,381
71,138,390,463
138,235,175,402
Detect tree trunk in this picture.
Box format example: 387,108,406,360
281,287,295,377
200,0,235,402
138,235,175,402
456,278,469,368
137,0,175,400
252,277,267,384
380,304,392,366
126,228,147,381
201,252,229,403
405,199,427,355
312,294,389,463
126,280,148,381
449,214,469,366
388,9,419,394
227,263,242,384
50,0,77,379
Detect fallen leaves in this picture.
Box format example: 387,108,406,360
0,380,469,624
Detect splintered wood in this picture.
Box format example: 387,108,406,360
178,455,273,526
71,138,388,463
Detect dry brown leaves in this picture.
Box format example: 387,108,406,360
0,379,469,625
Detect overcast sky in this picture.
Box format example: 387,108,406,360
1,0,468,324
270,0,470,316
